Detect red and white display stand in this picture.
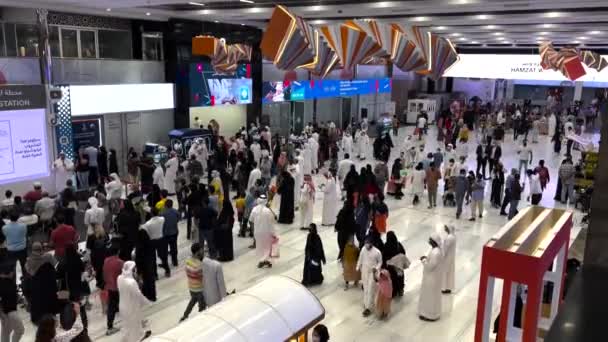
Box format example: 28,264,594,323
474,206,572,342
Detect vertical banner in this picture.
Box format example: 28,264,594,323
54,85,75,160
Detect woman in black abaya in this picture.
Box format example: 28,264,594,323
302,224,326,286
135,229,157,302
383,231,406,297
277,170,295,224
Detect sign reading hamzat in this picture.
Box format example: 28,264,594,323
0,85,50,185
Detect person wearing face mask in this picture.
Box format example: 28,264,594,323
312,324,330,342
356,236,383,317
418,232,444,321
117,261,152,342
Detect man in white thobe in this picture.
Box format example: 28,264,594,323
337,154,354,196
189,139,208,173
342,131,354,158
441,225,457,294
321,172,338,226
164,151,179,194
52,152,74,194
153,163,165,189
117,261,151,342
356,237,382,317
202,256,227,307
357,130,370,160
418,232,444,321
301,143,312,176
250,140,262,166
299,176,314,230
249,195,276,268
247,163,262,191
308,136,319,173
290,162,302,210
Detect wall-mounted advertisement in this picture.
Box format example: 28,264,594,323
190,62,252,107
262,78,392,103
0,85,50,185
443,54,608,82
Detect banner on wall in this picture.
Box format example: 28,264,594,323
443,54,608,82
262,78,392,103
72,118,102,153
0,85,50,185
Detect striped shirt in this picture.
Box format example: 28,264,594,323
185,257,203,292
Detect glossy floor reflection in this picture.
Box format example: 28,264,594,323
19,126,588,341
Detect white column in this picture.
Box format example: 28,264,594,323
505,80,515,100
574,81,584,101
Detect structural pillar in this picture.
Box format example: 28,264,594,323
574,82,584,101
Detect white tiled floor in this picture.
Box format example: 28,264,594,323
18,126,589,341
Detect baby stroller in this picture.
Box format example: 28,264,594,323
443,177,456,207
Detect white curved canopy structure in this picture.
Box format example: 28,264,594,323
149,276,325,342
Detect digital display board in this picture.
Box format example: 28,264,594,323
262,78,392,103
190,63,252,107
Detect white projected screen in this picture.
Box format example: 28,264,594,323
0,108,50,184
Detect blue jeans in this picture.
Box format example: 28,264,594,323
199,229,216,258
561,181,575,204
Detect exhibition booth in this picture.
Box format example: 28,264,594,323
149,276,325,342
54,83,175,176
0,85,53,195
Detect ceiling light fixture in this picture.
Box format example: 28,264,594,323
411,16,429,22
538,31,550,35
496,37,506,40
239,0,255,3
578,36,589,40
572,40,581,44
471,41,479,44
145,12,151,16
486,25,497,29
434,26,447,30
492,32,503,36
590,31,602,35
241,23,246,26
309,5,325,11
458,37,467,41
477,14,490,20
188,2,206,6
372,2,394,8
450,33,461,37
542,24,554,28
545,12,562,18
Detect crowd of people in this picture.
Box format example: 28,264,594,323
0,93,594,341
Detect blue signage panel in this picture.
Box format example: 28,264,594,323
262,78,392,103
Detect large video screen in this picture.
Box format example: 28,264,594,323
0,108,49,184
262,78,392,103
190,63,252,107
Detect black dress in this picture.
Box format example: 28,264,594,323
383,242,406,297
86,234,109,289
28,262,59,324
302,232,326,286
135,229,157,301
278,174,295,224
117,210,141,261
335,207,356,260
